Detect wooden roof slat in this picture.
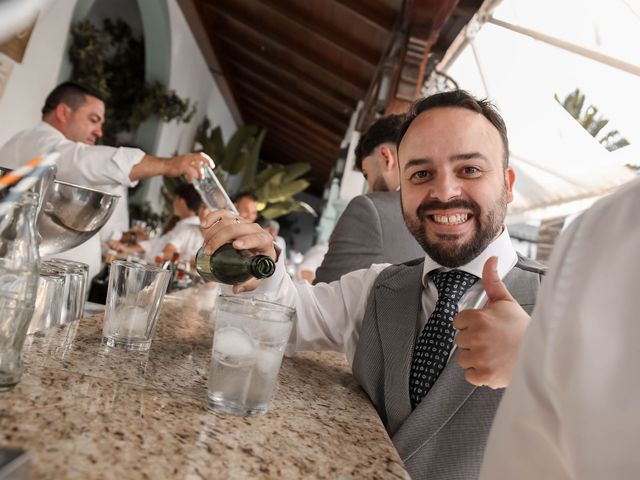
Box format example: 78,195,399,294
228,64,349,130
217,36,356,115
240,106,342,153
202,0,370,92
235,84,346,136
238,94,343,145
215,33,358,110
258,0,380,66
331,0,397,31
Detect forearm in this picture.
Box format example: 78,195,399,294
128,155,168,182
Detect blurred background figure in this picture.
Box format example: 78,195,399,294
297,243,328,284
109,184,203,264
233,192,258,222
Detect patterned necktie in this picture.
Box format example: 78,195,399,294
409,269,479,409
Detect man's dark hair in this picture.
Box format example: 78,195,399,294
41,81,105,116
232,191,258,203
397,90,509,167
174,184,202,213
354,114,405,171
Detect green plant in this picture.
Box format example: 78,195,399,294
194,119,316,219
555,89,630,152
68,19,195,145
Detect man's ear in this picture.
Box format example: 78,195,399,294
379,144,397,172
505,167,516,203
53,103,71,126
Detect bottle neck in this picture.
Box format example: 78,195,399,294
249,255,276,279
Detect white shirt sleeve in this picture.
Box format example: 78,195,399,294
480,179,640,480
53,140,144,188
251,254,390,365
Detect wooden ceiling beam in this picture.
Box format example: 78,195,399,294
217,35,356,114
239,104,341,153
238,94,343,145
234,82,346,136
331,0,397,31
201,0,370,93
258,0,380,66
261,133,334,168
206,12,365,101
233,79,347,137
227,60,351,123
258,119,339,159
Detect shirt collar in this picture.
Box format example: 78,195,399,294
421,226,518,287
176,215,201,227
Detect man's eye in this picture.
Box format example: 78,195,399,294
411,171,431,181
462,166,480,175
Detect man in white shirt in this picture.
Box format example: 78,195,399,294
201,90,546,479
0,82,211,279
479,177,640,479
314,114,423,283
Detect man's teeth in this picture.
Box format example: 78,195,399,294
432,214,468,225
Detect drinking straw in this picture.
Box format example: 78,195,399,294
0,151,60,218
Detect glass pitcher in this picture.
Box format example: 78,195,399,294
0,192,40,391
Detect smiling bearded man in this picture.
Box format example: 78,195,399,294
198,90,546,480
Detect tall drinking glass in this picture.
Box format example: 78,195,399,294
101,261,170,351
207,295,294,416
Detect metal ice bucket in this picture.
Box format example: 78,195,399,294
0,167,120,255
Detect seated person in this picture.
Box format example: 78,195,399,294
233,192,259,222
109,184,204,262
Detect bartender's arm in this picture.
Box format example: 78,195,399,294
129,152,213,182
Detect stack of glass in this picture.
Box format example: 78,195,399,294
39,259,89,325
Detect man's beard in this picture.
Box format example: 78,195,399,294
403,190,507,268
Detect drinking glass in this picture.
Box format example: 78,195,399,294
207,295,294,416
101,260,170,351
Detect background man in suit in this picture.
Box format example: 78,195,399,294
314,114,423,284
201,90,545,480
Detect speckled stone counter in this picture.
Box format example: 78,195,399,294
0,285,409,479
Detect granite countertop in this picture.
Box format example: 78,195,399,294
0,285,409,479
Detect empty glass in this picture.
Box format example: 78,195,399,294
207,295,294,416
28,269,64,334
42,259,88,322
102,260,171,351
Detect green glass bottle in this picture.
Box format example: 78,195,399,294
195,243,276,284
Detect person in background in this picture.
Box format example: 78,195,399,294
109,184,204,263
314,114,423,284
479,178,640,480
233,191,258,222
201,90,546,479
0,81,211,280
298,243,329,284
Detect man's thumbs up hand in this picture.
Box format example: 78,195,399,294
453,256,531,389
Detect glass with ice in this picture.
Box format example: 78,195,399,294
208,295,294,416
101,260,171,351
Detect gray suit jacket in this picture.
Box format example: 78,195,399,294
314,191,423,284
352,254,546,479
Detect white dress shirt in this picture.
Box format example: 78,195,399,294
254,227,517,366
0,122,145,280
139,216,203,263
480,178,640,480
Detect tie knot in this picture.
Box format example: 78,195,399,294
428,269,479,303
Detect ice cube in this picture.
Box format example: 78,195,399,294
109,305,149,338
214,327,256,365
255,348,282,378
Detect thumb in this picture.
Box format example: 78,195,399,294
482,256,514,304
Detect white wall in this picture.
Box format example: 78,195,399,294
143,0,237,211
0,1,76,146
